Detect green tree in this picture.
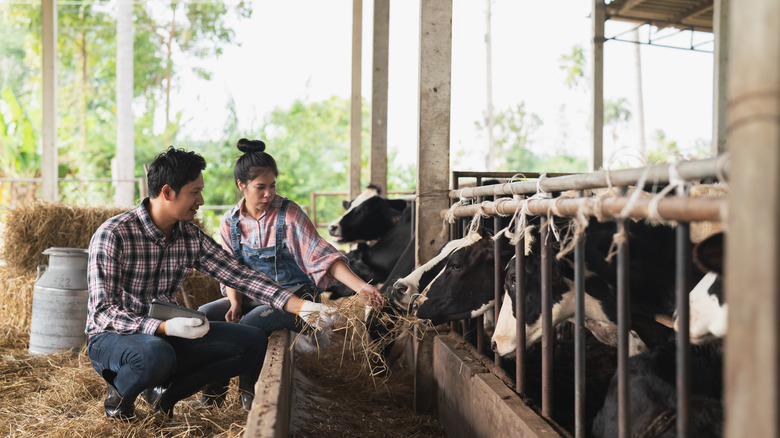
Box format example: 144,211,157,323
1,2,250,205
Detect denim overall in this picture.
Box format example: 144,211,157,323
199,199,316,334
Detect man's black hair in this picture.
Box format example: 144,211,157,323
147,146,207,198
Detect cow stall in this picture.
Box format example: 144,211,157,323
409,156,728,437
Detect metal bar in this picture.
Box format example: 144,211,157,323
574,192,587,438
451,156,729,200
515,237,527,394
494,215,502,366
676,221,692,438
443,196,725,223
607,34,714,53
617,218,631,438
540,217,554,417
449,174,460,334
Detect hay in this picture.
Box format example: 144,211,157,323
0,267,36,334
178,270,222,310
0,201,128,274
319,295,434,381
0,323,249,438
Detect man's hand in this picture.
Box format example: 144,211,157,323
297,301,339,332
162,317,210,339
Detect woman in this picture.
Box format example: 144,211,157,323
197,138,382,410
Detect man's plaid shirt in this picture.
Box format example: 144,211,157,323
86,199,293,336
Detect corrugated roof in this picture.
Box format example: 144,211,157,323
606,0,714,32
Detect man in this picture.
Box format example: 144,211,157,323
86,146,336,420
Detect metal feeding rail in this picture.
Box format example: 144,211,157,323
444,156,728,438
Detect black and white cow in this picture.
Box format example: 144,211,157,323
680,231,726,344
412,228,515,325
592,340,724,438
328,184,408,243
390,235,473,311
326,185,412,298
491,217,690,357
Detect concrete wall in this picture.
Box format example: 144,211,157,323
244,329,293,438
433,333,565,438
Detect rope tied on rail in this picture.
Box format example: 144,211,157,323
646,161,686,225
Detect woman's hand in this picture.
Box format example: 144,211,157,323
225,287,243,323
357,283,384,308
225,302,243,323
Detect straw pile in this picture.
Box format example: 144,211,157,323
0,322,250,437
321,294,435,380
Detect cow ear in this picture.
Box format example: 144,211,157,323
693,232,724,274
342,200,350,210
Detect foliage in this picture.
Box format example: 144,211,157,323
559,44,586,90
0,2,250,205
646,130,711,165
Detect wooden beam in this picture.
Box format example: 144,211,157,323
712,0,729,155
370,0,389,195
350,0,363,200
725,0,780,437
590,0,605,171
657,0,713,31
41,0,57,201
606,0,645,16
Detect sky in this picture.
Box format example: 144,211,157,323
172,0,716,171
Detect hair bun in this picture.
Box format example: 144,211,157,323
237,138,266,153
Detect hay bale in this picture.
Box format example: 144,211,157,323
1,201,127,273
0,266,36,334
178,270,222,309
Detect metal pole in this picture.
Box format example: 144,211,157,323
574,193,586,438
515,238,527,394
676,220,691,438
540,217,553,417
617,218,631,438
493,215,502,366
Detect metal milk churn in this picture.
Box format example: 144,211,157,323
28,247,90,355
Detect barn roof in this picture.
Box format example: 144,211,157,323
606,0,714,33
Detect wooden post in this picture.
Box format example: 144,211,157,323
712,0,730,155
41,0,57,201
725,0,780,436
415,0,452,414
590,0,605,172
350,0,363,200
370,0,389,195
416,0,452,266
115,0,135,207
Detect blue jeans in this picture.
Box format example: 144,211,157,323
198,297,304,335
87,321,267,405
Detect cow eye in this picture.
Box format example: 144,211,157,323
450,263,462,271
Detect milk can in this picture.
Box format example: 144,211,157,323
28,247,90,355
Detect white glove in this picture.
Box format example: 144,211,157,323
163,317,210,339
297,301,339,332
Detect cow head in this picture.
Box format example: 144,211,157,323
390,237,470,311
413,228,506,325
328,185,408,243
491,222,617,357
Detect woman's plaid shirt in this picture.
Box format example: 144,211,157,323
85,200,293,336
